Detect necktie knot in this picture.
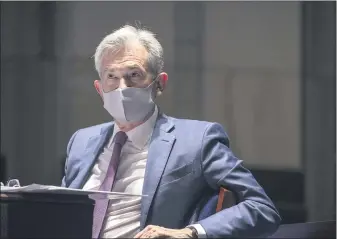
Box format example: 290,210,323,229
114,131,127,146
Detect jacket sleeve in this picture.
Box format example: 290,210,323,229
197,123,281,238
61,130,80,187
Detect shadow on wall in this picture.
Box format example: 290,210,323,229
60,156,66,183
0,153,7,183
250,169,306,224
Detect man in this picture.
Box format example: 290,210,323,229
61,25,281,238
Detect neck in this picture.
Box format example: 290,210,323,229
115,121,143,132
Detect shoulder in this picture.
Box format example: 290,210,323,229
67,122,113,146
165,115,229,143
65,121,114,157
169,116,211,128
73,122,113,138
166,115,227,132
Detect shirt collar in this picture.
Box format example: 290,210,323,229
110,106,158,150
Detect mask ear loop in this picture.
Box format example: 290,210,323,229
148,75,162,97
151,75,163,92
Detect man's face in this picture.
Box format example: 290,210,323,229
94,41,167,98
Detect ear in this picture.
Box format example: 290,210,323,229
156,72,168,95
94,80,103,100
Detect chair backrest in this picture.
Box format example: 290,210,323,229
189,187,237,223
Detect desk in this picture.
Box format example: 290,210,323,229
0,192,94,238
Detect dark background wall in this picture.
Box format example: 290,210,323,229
301,1,336,222
1,1,335,224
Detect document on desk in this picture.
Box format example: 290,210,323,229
0,184,147,200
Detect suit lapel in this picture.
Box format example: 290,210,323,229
71,123,114,189
140,115,176,228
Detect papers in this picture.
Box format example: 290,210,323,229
0,184,146,200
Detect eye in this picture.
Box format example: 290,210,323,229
107,73,118,80
130,71,141,78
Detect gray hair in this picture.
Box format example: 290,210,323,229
94,25,164,78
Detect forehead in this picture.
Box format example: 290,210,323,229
101,42,149,72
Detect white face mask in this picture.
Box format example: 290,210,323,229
102,81,157,124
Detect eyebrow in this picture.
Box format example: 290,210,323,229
103,67,116,74
104,64,142,72
126,65,143,71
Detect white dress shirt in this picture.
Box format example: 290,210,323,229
83,106,206,238
83,107,158,238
